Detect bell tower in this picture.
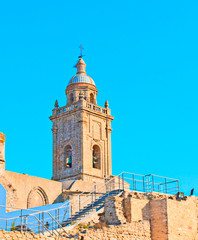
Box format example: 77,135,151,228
50,58,114,182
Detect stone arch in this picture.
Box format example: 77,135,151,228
27,187,49,208
90,141,103,151
0,176,17,208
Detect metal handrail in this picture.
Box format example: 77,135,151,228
66,173,123,213
31,215,53,236
0,214,53,236
68,184,125,230
41,211,68,237
123,172,145,177
0,204,40,212
60,174,113,207
144,173,179,181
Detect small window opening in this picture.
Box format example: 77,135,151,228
70,93,74,103
65,145,72,168
90,93,94,104
93,145,100,169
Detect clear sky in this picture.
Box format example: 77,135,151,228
0,0,197,196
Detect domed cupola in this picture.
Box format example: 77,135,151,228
66,58,98,106
68,58,95,86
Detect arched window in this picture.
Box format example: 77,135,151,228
93,145,100,169
90,93,94,104
64,145,72,168
70,93,74,103
27,187,49,208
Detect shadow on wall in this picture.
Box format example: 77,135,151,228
142,202,150,221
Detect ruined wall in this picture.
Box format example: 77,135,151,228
150,199,168,240
124,194,150,222
196,198,198,237
0,229,65,240
3,171,62,209
0,175,17,208
150,197,198,240
0,223,152,240
104,195,126,225
167,197,197,240
101,193,198,240
79,222,151,240
0,161,5,176
103,194,151,226
0,192,198,239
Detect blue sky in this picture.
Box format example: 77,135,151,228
0,0,197,196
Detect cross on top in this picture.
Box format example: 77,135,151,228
78,45,85,58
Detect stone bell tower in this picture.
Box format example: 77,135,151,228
50,58,114,182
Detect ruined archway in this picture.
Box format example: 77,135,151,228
27,187,49,208
0,176,17,209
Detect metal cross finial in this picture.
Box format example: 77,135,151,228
78,45,85,58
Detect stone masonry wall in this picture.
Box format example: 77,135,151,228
150,199,168,240
3,171,62,210
79,222,151,240
0,192,197,239
196,198,198,237
101,193,198,240
0,230,66,240
124,194,150,222
167,197,197,240
0,223,151,240
103,195,126,225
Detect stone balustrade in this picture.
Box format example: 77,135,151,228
86,103,107,114
53,104,78,115
53,102,108,116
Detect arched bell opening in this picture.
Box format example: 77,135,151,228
90,93,94,104
64,145,72,168
93,145,101,169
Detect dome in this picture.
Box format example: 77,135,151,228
67,58,96,87
68,74,95,86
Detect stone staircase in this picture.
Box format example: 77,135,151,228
62,189,122,227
